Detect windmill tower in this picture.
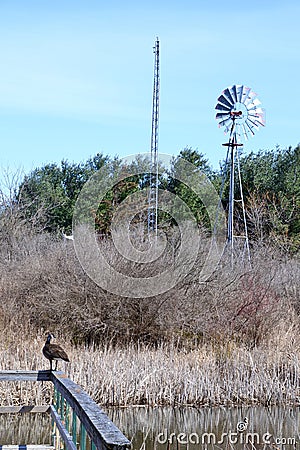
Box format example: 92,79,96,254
148,37,160,238
215,85,265,264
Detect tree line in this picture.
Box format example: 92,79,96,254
5,144,300,251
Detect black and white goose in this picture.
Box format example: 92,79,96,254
42,333,70,371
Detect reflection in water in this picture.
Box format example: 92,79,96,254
107,406,300,449
0,413,52,445
1,407,298,448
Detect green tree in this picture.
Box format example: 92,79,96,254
17,153,111,233
168,147,215,228
239,145,300,247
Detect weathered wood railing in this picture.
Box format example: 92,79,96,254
0,370,131,450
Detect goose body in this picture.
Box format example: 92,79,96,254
42,333,70,371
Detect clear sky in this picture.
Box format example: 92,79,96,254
0,0,299,175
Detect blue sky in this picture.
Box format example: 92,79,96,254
0,0,299,175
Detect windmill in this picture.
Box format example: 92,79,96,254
215,85,265,264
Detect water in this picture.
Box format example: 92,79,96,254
0,413,52,445
107,406,300,449
1,407,299,449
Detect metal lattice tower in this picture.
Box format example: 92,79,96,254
215,85,265,265
148,37,160,237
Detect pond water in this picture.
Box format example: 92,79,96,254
1,407,299,449
106,406,300,449
0,413,52,445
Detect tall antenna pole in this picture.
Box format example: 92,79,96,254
148,37,160,237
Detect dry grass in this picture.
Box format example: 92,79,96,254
0,325,299,408
69,332,300,407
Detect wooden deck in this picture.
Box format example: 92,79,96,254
0,370,131,450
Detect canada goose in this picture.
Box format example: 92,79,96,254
42,333,70,371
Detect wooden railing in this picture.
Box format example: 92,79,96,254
0,370,131,450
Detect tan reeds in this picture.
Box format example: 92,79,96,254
69,339,300,407
0,328,299,407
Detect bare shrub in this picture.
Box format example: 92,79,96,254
0,187,298,350
167,245,299,348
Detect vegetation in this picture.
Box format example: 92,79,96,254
1,326,300,407
0,143,300,406
13,144,300,246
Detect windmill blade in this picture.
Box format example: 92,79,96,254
247,117,260,129
243,91,258,107
215,102,231,113
223,87,236,106
245,120,256,135
254,109,266,126
229,86,238,103
217,94,233,109
215,85,265,141
251,106,264,116
247,98,261,110
241,123,250,140
241,86,251,103
216,112,231,120
248,110,261,119
218,117,232,129
235,85,244,102
248,111,265,127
